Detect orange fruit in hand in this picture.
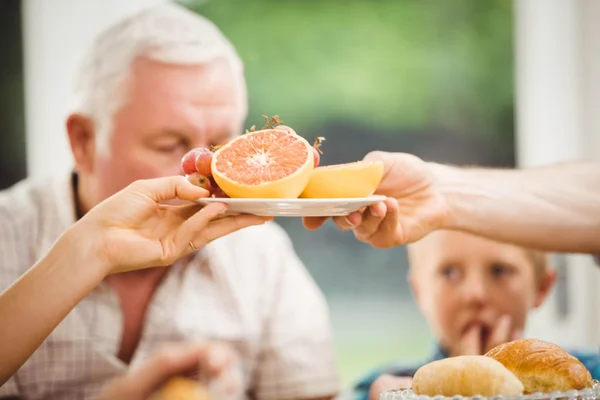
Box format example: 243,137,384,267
300,161,384,198
154,377,211,400
211,128,315,198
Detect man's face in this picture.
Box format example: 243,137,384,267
91,57,242,206
410,231,552,354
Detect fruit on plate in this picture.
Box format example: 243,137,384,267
180,147,228,198
180,115,325,199
300,160,384,198
260,115,325,168
211,125,315,199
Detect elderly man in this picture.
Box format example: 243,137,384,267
0,4,338,400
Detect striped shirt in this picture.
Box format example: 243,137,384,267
0,173,339,400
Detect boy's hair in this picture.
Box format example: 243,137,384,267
407,231,549,286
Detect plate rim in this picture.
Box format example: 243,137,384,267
194,195,387,204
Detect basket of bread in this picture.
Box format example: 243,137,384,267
381,338,600,400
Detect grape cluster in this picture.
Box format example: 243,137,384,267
180,148,228,198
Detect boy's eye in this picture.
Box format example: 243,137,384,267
490,263,512,278
440,265,461,281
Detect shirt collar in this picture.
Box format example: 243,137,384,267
429,342,450,361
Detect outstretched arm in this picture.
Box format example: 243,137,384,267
436,161,600,253
304,152,600,253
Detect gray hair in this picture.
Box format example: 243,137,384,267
68,3,247,154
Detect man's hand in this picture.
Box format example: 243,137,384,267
96,341,240,400
303,152,448,248
368,376,413,400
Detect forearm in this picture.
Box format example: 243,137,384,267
0,227,108,385
434,161,600,253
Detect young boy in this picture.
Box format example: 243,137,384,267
352,230,600,400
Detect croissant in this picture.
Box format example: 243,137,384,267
412,355,524,397
485,338,593,394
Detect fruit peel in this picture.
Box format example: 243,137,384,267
299,161,384,199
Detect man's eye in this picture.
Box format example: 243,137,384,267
152,142,187,153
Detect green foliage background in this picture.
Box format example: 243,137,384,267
181,0,514,145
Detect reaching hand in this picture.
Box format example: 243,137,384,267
76,175,271,274
303,151,449,248
96,341,240,400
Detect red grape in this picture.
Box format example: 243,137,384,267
181,147,214,175
194,148,213,176
186,173,213,192
312,147,320,167
181,150,200,175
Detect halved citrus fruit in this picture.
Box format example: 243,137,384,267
300,161,384,198
211,129,315,198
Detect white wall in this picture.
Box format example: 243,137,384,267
514,0,600,347
22,0,170,178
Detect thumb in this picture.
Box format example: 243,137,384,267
363,150,395,164
129,176,210,203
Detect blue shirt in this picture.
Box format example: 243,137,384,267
351,344,600,400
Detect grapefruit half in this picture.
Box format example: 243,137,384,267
300,161,384,198
211,129,315,198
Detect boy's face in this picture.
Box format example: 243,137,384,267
410,231,555,355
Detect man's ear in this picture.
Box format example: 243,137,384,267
534,268,557,308
66,114,97,174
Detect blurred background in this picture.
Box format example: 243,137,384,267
2,0,600,389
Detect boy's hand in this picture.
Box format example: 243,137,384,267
452,315,522,356
368,375,413,400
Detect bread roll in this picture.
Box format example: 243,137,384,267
412,355,524,397
151,377,211,400
485,338,593,394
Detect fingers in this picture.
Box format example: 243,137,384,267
302,216,329,230
331,210,363,231
352,202,387,240
199,342,241,396
484,315,512,353
194,214,273,248
99,342,214,400
363,198,401,248
180,203,272,250
454,324,482,356
154,341,240,397
369,375,413,400
133,343,211,396
130,176,210,203
363,150,392,164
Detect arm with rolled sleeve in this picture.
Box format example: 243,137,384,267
254,225,340,400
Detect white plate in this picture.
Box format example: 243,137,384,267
194,195,387,217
